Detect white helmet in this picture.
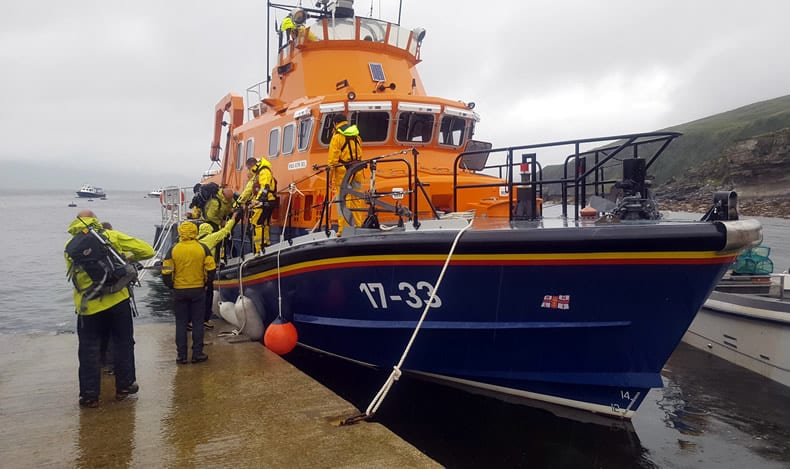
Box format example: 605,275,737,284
291,8,306,25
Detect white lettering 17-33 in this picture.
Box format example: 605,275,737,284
359,282,443,309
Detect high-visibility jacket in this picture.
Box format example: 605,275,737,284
65,217,154,315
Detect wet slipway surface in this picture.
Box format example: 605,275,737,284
2,322,789,468
0,322,438,468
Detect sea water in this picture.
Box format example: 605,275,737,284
0,189,175,335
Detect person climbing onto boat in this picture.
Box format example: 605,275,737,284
196,214,240,328
161,221,216,365
65,210,155,408
328,113,365,236
237,157,278,252
203,187,236,231
187,183,203,219
280,7,317,43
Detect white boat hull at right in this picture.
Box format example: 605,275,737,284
683,288,790,387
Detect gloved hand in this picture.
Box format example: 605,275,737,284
233,207,245,222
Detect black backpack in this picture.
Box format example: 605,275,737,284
66,229,138,311
191,182,220,213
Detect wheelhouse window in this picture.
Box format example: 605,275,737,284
298,117,313,151
245,138,255,160
396,112,435,143
349,111,389,143
236,142,244,170
268,128,280,157
438,116,468,147
282,123,295,155
319,114,339,145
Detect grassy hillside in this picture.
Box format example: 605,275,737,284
540,94,790,193
653,94,790,184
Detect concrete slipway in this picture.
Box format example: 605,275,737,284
0,321,438,468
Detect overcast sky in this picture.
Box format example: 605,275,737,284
2,0,789,183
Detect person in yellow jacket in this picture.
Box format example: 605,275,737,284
65,210,155,408
161,222,217,364
196,214,239,327
281,8,317,42
237,157,278,252
203,187,235,231
328,113,366,235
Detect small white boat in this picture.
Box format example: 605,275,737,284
684,273,790,387
147,189,163,198
76,184,106,198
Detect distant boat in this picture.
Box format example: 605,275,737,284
67,201,77,207
76,184,106,198
148,189,163,198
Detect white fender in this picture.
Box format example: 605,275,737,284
219,300,239,327
211,289,221,316
235,295,264,340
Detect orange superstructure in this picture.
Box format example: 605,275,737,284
204,4,515,235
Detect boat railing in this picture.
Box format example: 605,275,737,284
303,148,421,237
275,14,422,64
246,80,270,121
153,186,187,252
453,131,682,221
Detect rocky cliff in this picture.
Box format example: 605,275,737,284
655,128,790,218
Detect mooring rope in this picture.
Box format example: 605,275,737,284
224,184,301,336
275,183,303,319
347,218,474,423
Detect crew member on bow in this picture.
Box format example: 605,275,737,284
328,113,365,236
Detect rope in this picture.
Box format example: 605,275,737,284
349,218,474,423
275,183,303,319
225,184,300,336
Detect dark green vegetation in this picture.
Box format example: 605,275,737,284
539,94,790,206
654,94,790,185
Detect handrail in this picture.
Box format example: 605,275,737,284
453,131,682,222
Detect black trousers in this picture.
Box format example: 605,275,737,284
77,299,136,400
173,288,205,360
204,271,216,323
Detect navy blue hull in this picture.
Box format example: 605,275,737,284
216,222,736,417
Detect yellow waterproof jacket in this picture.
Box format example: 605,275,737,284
328,121,363,188
238,159,277,204
65,217,155,315
203,191,233,227
162,222,217,289
281,16,317,41
197,219,236,256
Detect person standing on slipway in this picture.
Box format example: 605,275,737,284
161,221,217,365
65,210,154,408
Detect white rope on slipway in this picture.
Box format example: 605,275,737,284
361,217,474,419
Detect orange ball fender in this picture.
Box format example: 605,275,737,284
264,317,299,355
